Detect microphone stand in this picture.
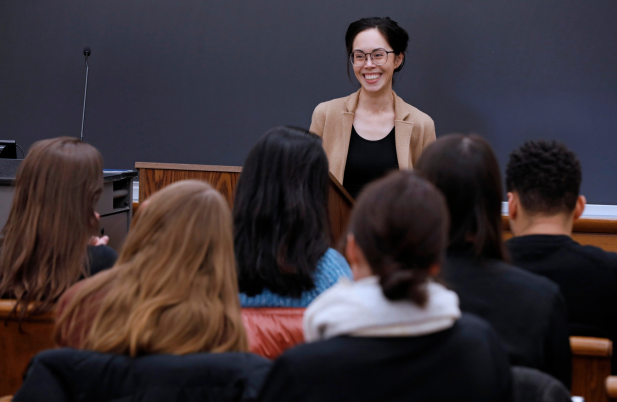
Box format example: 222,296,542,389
80,48,91,142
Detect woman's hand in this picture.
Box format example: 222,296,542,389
90,235,109,246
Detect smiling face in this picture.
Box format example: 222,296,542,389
351,28,403,94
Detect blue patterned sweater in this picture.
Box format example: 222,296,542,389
239,248,353,308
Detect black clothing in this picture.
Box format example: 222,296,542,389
507,234,617,372
14,349,271,402
86,245,118,276
443,244,571,388
258,314,512,402
511,367,571,402
343,126,398,199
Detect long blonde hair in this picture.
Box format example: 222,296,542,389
0,137,103,320
55,180,248,356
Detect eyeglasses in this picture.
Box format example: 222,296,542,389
350,50,396,66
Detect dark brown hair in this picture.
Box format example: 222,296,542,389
0,137,103,320
348,171,449,306
233,126,330,298
416,134,507,261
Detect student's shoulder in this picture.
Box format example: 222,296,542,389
312,94,353,116
567,240,617,268
314,249,353,286
453,313,500,340
495,259,561,294
320,248,349,268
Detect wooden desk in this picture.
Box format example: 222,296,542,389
135,162,354,246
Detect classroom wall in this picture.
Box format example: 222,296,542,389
1,0,616,203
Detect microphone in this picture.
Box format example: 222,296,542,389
80,47,91,141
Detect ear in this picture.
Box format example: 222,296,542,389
394,53,404,69
573,195,586,221
428,262,440,277
507,192,518,222
345,234,360,267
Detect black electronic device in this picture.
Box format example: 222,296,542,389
0,141,17,159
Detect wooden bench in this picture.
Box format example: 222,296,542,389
0,301,55,397
571,336,614,401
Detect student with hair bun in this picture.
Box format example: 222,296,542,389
257,171,512,402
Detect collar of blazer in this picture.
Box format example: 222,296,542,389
340,89,414,179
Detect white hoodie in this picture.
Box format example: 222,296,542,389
304,276,461,342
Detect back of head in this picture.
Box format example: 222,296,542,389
234,126,330,298
416,134,506,261
56,180,247,356
349,171,449,306
506,140,581,216
0,137,103,318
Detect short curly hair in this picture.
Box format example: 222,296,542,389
506,140,581,215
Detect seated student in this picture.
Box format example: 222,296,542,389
16,181,270,401
234,126,352,358
415,134,572,388
0,137,117,321
257,171,512,402
505,141,617,370
55,180,247,353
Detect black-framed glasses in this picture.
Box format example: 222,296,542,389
350,50,396,66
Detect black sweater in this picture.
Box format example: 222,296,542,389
507,234,617,372
258,314,512,402
14,349,272,402
443,244,571,388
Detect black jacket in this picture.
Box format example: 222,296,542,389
507,234,617,372
511,366,571,402
258,314,512,402
14,349,272,402
443,244,571,388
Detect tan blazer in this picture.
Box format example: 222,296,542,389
309,90,436,184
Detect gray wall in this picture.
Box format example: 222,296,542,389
1,0,616,203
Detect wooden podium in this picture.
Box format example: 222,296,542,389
135,162,354,245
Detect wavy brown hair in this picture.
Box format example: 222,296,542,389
0,137,103,320
55,180,248,356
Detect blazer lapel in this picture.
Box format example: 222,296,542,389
393,91,413,169
339,90,361,182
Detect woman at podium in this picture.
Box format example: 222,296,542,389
310,17,436,199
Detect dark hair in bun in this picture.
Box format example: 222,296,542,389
348,171,449,306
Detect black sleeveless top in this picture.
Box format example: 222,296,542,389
342,126,399,199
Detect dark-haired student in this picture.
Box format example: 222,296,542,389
234,126,352,357
0,137,117,321
416,134,572,388
309,17,435,198
505,140,617,372
258,171,512,402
